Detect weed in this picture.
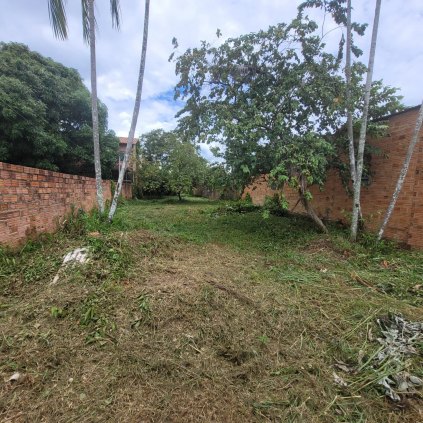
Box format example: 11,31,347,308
50,306,65,318
137,293,151,314
258,334,270,345
78,293,118,345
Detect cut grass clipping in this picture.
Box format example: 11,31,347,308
1,198,422,422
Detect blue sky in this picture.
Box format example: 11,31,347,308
0,0,422,161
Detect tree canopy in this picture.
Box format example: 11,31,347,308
135,129,209,199
171,7,403,229
0,42,118,177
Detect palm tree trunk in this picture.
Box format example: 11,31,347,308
350,0,382,241
345,0,356,185
377,101,423,240
88,0,104,214
108,0,150,221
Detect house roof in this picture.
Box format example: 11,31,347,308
119,137,139,145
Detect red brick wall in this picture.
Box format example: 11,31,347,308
244,108,423,248
0,162,132,247
120,182,132,199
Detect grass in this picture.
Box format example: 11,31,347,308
0,197,422,422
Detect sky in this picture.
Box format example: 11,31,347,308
0,0,422,161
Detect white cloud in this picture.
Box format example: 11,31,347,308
97,72,135,101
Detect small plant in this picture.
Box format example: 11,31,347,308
60,205,87,236
137,293,151,315
50,306,65,318
258,334,269,345
244,192,253,204
80,296,117,345
131,293,152,329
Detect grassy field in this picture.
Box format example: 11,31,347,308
1,197,422,422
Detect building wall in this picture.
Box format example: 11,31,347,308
243,108,423,248
0,162,131,247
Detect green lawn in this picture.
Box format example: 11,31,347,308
1,197,422,422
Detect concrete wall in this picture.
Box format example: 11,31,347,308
243,108,423,248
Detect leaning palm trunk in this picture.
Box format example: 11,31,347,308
350,0,382,241
108,0,150,221
377,101,423,240
88,0,104,213
345,0,356,185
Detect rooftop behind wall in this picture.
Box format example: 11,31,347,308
243,107,423,248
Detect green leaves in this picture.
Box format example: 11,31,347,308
135,130,208,198
171,3,403,201
0,43,118,175
48,0,68,40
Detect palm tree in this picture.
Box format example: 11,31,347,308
108,0,150,221
350,0,382,241
345,0,356,185
48,0,121,214
378,101,423,240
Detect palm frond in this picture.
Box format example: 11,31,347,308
81,0,90,44
110,0,121,30
48,0,68,40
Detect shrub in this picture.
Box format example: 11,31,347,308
262,194,288,218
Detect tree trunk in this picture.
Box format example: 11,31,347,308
299,177,328,233
178,191,182,201
350,0,382,241
88,0,104,214
345,0,356,185
108,0,150,221
377,101,423,240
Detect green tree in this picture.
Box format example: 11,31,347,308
0,43,118,176
172,8,401,231
200,163,236,199
136,130,208,200
140,129,174,164
48,0,121,214
350,0,382,241
172,18,346,230
134,160,168,198
166,141,207,201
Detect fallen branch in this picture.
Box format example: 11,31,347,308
351,272,386,295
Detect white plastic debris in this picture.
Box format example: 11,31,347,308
51,247,90,285
63,248,90,265
333,371,348,387
8,372,21,382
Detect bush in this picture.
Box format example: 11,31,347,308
262,194,288,218
212,198,260,216
244,192,253,204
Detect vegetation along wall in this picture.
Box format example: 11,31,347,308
244,107,423,248
0,162,132,247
